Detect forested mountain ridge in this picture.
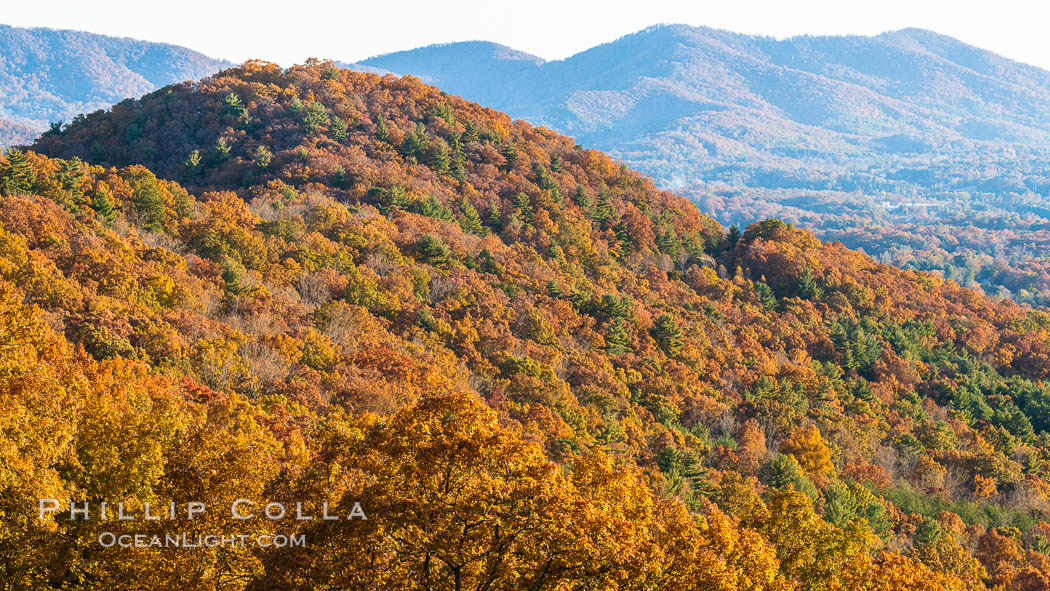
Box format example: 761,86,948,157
0,24,230,147
357,24,1050,308
5,60,1050,588
359,24,1050,176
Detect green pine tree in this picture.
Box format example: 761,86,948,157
546,279,564,299
417,234,451,267
797,267,824,300
605,318,632,355
427,142,451,175
487,202,504,233
501,144,518,169
459,199,485,235
213,137,232,163
761,454,818,499
184,149,203,180
592,186,616,227
329,116,349,142
252,145,272,169
754,281,779,311
302,102,330,133
513,192,534,225
726,224,741,249
652,313,683,355
332,166,352,189
374,114,390,142
90,188,116,223
223,92,246,118
401,123,431,163
56,156,86,209
655,224,680,255
1,149,36,196
572,185,591,209
419,194,454,221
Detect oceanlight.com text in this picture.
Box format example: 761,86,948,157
97,532,307,549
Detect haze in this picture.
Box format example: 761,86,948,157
5,0,1050,71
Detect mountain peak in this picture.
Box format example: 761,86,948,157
363,40,544,66
0,24,230,148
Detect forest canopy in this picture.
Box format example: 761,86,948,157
2,61,1050,589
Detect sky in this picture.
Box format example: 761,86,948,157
5,0,1050,70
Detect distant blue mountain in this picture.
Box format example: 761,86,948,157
357,25,1050,191
0,24,230,147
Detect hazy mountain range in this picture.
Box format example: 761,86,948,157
0,24,229,146
356,24,1050,191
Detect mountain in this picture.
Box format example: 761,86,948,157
0,24,230,146
7,60,1050,588
360,24,1050,176
358,25,1050,308
0,117,38,147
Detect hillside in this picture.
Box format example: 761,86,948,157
358,25,1050,307
0,117,38,147
0,24,230,146
9,61,1050,588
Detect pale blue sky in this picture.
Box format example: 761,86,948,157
5,0,1050,69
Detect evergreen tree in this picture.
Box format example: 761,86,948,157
824,482,860,528
55,157,85,208
419,194,454,221
329,116,349,142
546,280,564,299
429,103,456,126
252,145,272,169
332,166,352,189
613,222,632,259
462,120,480,144
417,234,452,267
287,96,304,116
302,101,330,133
681,451,715,508
184,149,202,180
761,454,818,499
90,187,116,224
427,142,451,175
754,281,779,311
797,267,824,300
221,258,247,294
401,123,431,164
501,144,518,169
487,202,504,233
572,185,591,209
374,113,390,142
223,92,246,118
726,224,741,249
656,224,680,255
652,313,683,355
592,186,616,227
513,192,534,225
533,165,562,202
596,293,631,321
213,137,232,163
459,199,485,235
448,133,467,181
1,149,36,196
605,318,632,355
367,185,411,214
